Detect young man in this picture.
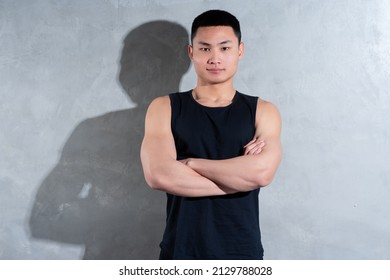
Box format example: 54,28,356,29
141,10,282,259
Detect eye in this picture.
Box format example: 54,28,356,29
221,47,230,51
200,47,210,52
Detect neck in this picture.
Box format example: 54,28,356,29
193,82,236,100
192,83,236,107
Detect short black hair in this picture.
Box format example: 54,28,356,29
191,10,241,43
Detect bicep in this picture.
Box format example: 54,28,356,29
140,96,176,179
255,99,281,139
255,100,282,171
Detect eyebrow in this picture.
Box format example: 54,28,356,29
197,40,233,46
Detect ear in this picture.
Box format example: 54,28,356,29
188,44,194,60
238,42,244,60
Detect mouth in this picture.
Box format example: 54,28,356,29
207,68,224,73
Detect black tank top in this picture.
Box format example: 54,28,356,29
160,90,263,259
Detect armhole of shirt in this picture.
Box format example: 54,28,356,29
253,96,259,130
169,93,176,131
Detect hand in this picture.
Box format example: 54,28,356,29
179,158,191,165
243,138,266,155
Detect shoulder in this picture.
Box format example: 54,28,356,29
236,91,258,102
237,92,280,121
145,91,191,125
145,96,172,126
147,95,171,111
149,91,191,108
255,99,282,134
256,98,280,117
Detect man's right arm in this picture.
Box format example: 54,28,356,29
140,96,234,197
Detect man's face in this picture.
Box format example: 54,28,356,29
189,26,244,86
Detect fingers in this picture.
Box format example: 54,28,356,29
243,138,257,148
244,138,265,155
179,158,189,165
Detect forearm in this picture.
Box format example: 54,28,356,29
184,157,260,192
185,148,281,192
143,157,236,197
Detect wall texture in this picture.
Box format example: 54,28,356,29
0,0,389,259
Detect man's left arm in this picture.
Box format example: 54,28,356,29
182,99,282,191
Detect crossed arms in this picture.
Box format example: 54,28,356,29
140,96,282,197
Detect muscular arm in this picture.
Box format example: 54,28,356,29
140,96,235,197
183,99,282,191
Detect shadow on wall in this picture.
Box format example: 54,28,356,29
29,21,190,259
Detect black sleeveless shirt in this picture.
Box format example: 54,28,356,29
160,90,263,259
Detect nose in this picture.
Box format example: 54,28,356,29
207,49,221,64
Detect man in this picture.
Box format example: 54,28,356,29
141,10,282,259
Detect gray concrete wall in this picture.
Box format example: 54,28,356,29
0,0,389,259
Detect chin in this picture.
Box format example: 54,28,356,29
209,76,233,85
